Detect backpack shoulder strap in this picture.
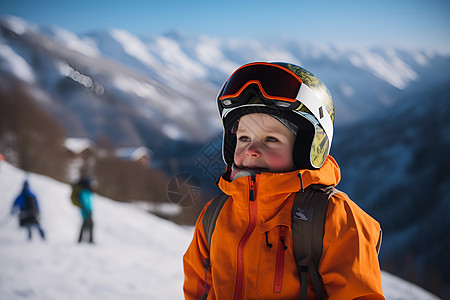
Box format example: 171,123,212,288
291,184,340,300
199,192,229,300
202,192,229,251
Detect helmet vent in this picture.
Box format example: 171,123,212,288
319,106,324,119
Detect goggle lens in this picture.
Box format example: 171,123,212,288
219,63,302,102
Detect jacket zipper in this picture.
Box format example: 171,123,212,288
273,225,287,293
234,175,257,300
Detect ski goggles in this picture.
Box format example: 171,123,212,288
218,62,333,143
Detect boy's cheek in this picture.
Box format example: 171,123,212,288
234,149,244,165
264,153,294,172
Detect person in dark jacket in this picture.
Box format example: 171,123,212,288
11,179,46,240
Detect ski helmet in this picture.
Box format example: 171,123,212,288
217,62,335,170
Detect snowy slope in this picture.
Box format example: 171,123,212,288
0,161,441,300
0,161,191,300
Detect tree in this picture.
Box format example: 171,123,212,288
0,77,67,180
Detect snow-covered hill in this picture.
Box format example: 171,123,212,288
0,161,442,300
0,161,191,300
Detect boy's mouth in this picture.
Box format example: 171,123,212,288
238,165,270,172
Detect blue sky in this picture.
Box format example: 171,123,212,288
1,0,449,53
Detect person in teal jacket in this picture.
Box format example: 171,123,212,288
77,178,94,244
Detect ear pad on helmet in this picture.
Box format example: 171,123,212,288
292,118,315,169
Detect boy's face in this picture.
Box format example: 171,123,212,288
234,113,296,173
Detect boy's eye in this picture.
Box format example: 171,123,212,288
266,136,278,142
238,136,250,142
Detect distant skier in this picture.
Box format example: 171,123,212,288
75,177,95,244
11,179,46,241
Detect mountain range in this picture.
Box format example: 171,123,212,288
1,15,449,298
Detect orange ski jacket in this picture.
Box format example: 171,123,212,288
183,156,384,300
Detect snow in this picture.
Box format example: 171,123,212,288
112,75,160,99
0,15,36,35
0,44,35,83
194,36,238,75
63,138,94,154
41,26,100,58
0,161,191,300
0,161,442,300
153,36,208,79
381,272,440,300
348,48,418,89
109,29,159,69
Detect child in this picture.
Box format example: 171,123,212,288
183,62,384,299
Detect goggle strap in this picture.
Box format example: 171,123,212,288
296,84,334,144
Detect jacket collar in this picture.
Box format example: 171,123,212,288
218,156,341,209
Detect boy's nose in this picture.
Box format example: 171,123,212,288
246,143,262,157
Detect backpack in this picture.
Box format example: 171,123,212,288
70,183,83,207
201,184,340,300
19,193,39,226
23,193,38,212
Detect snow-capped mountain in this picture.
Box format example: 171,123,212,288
1,15,449,150
0,161,442,300
0,16,221,153
1,15,450,299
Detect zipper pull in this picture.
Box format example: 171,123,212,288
249,174,256,201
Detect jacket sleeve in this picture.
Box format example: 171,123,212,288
10,195,21,214
183,201,213,300
320,192,385,300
